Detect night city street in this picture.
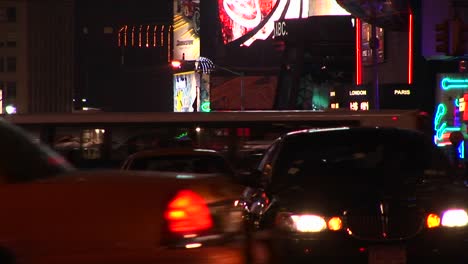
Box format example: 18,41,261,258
0,0,467,263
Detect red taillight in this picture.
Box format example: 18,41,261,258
164,190,213,234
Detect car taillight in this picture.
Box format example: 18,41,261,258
164,190,213,235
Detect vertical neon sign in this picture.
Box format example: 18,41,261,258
356,18,362,85
408,12,413,84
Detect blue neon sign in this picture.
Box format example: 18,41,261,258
441,77,468,90
434,103,460,142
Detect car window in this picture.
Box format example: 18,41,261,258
271,129,453,190
128,154,232,174
0,120,75,183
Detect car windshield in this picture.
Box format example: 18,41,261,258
128,154,231,174
273,129,454,190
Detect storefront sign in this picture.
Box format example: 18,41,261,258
394,89,411,95
349,90,367,96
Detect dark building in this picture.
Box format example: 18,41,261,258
28,0,75,113
75,0,173,112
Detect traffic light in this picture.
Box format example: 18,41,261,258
435,20,449,54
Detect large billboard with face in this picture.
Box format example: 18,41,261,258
217,0,349,47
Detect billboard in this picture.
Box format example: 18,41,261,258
173,0,201,60
217,0,350,47
174,71,199,112
218,0,309,46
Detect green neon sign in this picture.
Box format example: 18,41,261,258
201,101,211,112
434,103,460,141
441,77,468,90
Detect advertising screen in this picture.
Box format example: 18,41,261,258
218,0,308,46
174,71,199,112
173,0,201,61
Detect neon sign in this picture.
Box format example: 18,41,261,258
441,77,468,90
201,101,211,112
349,90,367,96
433,103,461,144
394,89,411,95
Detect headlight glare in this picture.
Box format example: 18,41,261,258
441,209,468,227
290,214,327,232
426,213,441,228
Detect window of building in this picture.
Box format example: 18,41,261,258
0,7,16,22
6,32,16,47
0,57,4,72
5,81,16,99
6,57,16,72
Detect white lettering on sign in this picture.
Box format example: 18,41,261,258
459,98,465,112
350,102,359,111
360,102,369,111
394,89,411,95
273,21,288,38
349,90,367,96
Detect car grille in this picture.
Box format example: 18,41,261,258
345,203,425,241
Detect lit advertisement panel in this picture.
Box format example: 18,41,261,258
174,71,200,112
173,0,200,60
217,0,350,47
434,74,468,160
218,0,308,46
308,0,350,16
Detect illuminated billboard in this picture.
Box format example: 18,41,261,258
218,0,309,46
174,71,199,112
217,0,350,46
173,0,201,61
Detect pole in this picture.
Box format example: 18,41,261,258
371,23,380,110
240,72,245,111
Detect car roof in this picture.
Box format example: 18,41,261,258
126,148,222,160
284,126,423,138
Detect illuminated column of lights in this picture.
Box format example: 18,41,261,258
408,12,413,84
355,18,362,85
153,25,158,47
118,26,125,47
138,25,143,47
168,25,172,62
124,25,128,47
131,26,135,47
146,25,150,47
161,25,165,47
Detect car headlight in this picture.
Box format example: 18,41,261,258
276,213,342,232
441,209,468,227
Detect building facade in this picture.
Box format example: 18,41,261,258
0,0,74,114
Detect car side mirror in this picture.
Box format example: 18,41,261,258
236,169,262,187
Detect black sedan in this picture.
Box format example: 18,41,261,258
239,127,468,264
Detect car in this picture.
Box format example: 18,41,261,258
238,127,468,264
0,169,245,264
121,148,236,177
0,120,245,264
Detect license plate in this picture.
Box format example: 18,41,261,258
368,246,406,264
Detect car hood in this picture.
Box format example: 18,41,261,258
273,179,468,215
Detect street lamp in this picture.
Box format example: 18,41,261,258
196,57,245,111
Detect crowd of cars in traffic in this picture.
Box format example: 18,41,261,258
0,119,467,264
